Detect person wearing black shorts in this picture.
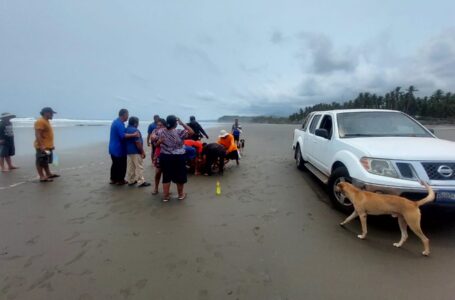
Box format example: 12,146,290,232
0,112,18,172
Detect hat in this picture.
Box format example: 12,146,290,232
40,107,57,115
1,112,16,119
219,130,229,138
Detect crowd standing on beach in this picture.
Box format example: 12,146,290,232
107,109,242,202
0,108,243,199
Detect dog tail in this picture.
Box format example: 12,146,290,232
415,181,435,207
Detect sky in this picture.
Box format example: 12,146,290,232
1,0,454,120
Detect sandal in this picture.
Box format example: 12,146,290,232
152,190,159,195
40,178,54,182
178,193,187,201
49,174,60,178
162,197,170,203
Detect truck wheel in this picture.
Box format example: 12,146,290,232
328,166,354,213
295,145,305,170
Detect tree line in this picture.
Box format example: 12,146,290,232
289,86,455,122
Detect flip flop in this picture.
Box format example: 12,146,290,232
162,197,170,202
152,190,159,195
40,178,53,182
178,193,187,201
49,174,60,178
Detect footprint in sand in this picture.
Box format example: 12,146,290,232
25,235,40,246
64,232,80,242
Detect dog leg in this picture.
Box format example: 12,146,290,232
405,212,430,256
393,215,408,248
357,213,368,239
340,211,358,226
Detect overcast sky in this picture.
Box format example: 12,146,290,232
1,0,454,120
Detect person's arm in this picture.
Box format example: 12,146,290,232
136,140,146,158
198,123,209,139
116,122,138,139
35,128,46,151
147,132,152,147
177,118,195,136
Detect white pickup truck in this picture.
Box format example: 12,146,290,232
292,109,455,212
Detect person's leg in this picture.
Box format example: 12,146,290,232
126,155,135,184
136,155,147,186
119,156,127,184
110,155,116,183
176,154,187,199
6,144,17,170
160,154,171,201
219,155,225,175
44,151,54,177
5,156,17,170
153,169,161,194
204,155,214,175
0,157,5,172
177,183,185,198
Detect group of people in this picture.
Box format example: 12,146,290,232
0,108,243,202
109,109,242,202
1,108,60,183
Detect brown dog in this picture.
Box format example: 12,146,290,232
336,181,434,256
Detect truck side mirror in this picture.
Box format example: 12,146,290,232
315,128,329,139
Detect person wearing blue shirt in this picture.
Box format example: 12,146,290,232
146,114,160,158
125,116,150,187
109,109,139,185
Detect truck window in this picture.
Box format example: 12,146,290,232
309,115,321,134
301,114,312,131
319,115,333,139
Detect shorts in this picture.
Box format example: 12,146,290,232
233,135,240,142
184,146,197,160
160,153,187,184
36,149,53,167
0,143,15,158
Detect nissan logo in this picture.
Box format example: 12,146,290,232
437,165,454,178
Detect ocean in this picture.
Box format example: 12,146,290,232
10,118,221,156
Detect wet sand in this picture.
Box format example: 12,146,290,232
1,124,455,300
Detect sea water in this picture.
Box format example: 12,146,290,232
11,118,220,156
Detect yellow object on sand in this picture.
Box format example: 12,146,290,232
216,181,221,195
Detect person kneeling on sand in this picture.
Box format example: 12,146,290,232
217,130,239,165
125,117,150,188
34,107,60,182
184,139,203,175
0,112,18,172
202,143,226,176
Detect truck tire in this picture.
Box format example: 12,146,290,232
295,145,305,170
328,166,354,214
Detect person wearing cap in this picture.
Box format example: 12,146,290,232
187,116,209,141
34,107,58,182
217,129,239,165
0,112,18,172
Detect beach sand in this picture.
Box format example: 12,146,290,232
2,124,455,299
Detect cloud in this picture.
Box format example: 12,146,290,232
297,32,358,74
173,44,220,75
270,30,285,44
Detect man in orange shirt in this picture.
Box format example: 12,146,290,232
34,107,59,182
217,130,239,165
